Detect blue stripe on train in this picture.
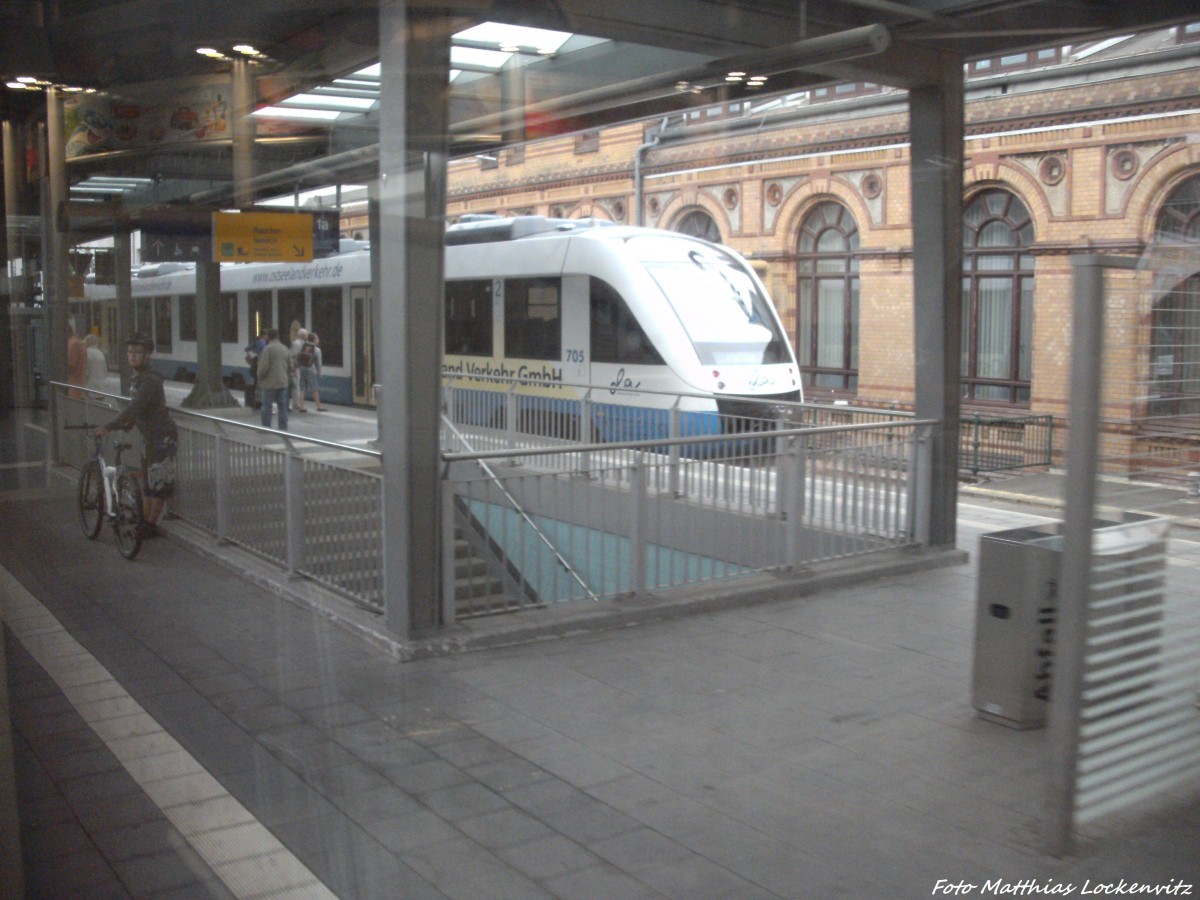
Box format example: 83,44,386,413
445,387,773,455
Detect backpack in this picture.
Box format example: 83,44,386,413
297,341,315,368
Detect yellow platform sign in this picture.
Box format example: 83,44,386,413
213,211,314,263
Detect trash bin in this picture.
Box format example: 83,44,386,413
970,512,1169,729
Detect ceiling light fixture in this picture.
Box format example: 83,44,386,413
4,76,97,93
251,105,340,121
197,44,274,64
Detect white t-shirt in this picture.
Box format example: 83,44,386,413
86,346,108,389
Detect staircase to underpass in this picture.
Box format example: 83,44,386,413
453,528,518,616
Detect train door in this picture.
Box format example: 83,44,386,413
351,285,375,405
560,274,589,384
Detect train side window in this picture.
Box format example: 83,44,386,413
590,277,663,365
505,277,560,360
279,289,305,341
311,287,343,367
133,297,151,337
445,280,493,356
154,297,173,353
177,296,195,342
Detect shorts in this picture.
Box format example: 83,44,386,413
143,434,178,499
299,366,320,393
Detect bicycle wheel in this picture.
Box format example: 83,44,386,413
113,472,144,560
78,460,104,538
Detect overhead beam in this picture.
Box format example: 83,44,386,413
481,0,812,59
812,37,944,88
451,24,895,141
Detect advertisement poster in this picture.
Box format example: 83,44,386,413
62,88,321,159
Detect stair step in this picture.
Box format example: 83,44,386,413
454,575,504,599
455,556,488,579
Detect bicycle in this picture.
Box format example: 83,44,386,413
66,424,145,560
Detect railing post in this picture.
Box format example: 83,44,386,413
630,452,647,596
909,425,932,545
668,399,682,497
776,427,790,521
441,465,457,626
579,389,593,474
775,413,792,518
785,436,804,571
284,448,304,575
505,384,519,455
215,433,232,542
971,412,981,476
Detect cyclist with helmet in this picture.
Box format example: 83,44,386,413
96,332,178,537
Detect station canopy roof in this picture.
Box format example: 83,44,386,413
2,0,1196,213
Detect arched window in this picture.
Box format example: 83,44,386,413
673,209,721,244
796,201,859,392
962,190,1035,404
1148,174,1200,420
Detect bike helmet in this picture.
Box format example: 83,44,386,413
125,331,155,352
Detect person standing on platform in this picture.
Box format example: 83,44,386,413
67,323,88,399
84,334,107,392
257,328,290,431
290,328,308,411
244,329,267,410
293,330,322,412
307,332,326,410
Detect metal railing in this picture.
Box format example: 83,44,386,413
52,382,386,611
443,374,1053,476
52,380,934,625
442,417,935,616
962,412,1055,476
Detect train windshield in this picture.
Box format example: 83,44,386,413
635,237,790,366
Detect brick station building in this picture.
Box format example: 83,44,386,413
410,23,1200,475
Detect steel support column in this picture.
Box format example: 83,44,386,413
182,59,249,410
908,51,964,548
378,1,456,638
231,58,255,209
45,89,69,404
181,260,236,408
114,232,133,393
2,120,23,413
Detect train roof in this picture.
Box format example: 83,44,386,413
444,215,617,246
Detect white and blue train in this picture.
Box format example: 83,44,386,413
83,215,802,441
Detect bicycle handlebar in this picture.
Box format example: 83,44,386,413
63,425,133,457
